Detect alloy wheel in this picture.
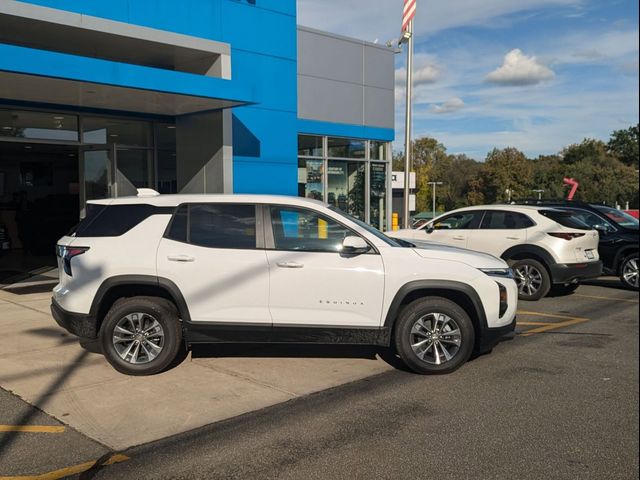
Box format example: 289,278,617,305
515,264,543,297
622,257,639,289
112,313,165,364
409,313,462,365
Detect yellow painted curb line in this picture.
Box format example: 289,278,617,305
0,454,129,480
516,310,589,337
0,426,65,433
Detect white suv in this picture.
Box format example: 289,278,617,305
389,205,602,301
52,192,517,376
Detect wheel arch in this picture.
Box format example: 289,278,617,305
501,245,555,278
384,280,488,351
614,247,639,274
89,275,191,333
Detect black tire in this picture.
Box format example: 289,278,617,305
511,258,551,301
550,282,580,296
99,296,183,376
394,296,475,375
619,253,639,291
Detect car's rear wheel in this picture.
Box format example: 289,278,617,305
394,297,474,375
511,259,551,301
620,254,639,290
100,296,183,376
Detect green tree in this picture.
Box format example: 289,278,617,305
530,154,565,199
608,124,639,169
480,147,533,203
431,154,482,211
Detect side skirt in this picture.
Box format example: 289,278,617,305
184,323,391,348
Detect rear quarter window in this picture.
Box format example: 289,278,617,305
74,204,173,237
540,210,591,230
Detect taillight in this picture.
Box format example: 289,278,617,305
548,232,585,241
56,245,89,276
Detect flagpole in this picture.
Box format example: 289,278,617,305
402,18,414,229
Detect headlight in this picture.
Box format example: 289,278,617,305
479,268,514,279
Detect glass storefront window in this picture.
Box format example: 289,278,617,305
0,109,79,142
298,158,324,201
370,163,387,230
83,117,151,146
298,135,323,157
328,160,365,221
328,137,366,159
156,124,177,194
370,141,387,161
115,149,152,196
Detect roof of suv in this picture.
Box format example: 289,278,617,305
89,194,328,208
446,204,562,214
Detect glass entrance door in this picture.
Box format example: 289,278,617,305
114,148,153,197
80,146,112,217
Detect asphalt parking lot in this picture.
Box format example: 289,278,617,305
0,278,638,479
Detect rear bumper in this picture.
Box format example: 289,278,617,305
549,260,603,284
51,298,98,339
477,316,516,354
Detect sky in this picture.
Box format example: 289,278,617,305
296,0,640,159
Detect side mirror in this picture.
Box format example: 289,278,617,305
594,224,609,235
425,224,435,234
342,235,370,255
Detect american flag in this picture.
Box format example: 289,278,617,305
402,0,417,32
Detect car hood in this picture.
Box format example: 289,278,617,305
409,239,508,269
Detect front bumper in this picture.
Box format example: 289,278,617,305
477,316,516,354
51,298,98,339
549,260,603,284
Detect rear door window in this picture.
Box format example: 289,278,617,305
481,211,535,229
166,204,257,249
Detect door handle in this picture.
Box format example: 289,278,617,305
167,254,195,263
452,236,465,241
507,236,521,240
277,261,304,268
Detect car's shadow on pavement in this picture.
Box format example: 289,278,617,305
190,343,411,371
583,277,632,291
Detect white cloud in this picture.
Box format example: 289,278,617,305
430,97,465,114
486,49,555,86
395,64,441,86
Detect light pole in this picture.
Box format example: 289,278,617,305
428,181,443,220
532,189,545,201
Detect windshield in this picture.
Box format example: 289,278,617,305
328,206,403,247
594,206,639,230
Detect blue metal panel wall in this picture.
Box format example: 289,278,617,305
16,0,299,195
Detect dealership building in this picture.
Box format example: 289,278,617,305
0,0,395,269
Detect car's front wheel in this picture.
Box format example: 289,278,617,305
100,296,183,376
620,253,639,290
394,297,475,375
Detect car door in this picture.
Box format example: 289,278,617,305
467,210,534,257
156,203,271,324
265,205,385,327
422,210,483,248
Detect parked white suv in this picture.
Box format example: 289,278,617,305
52,193,517,376
389,205,602,301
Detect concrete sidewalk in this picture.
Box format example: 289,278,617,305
0,289,392,451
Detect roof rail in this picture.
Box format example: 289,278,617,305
137,188,160,197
